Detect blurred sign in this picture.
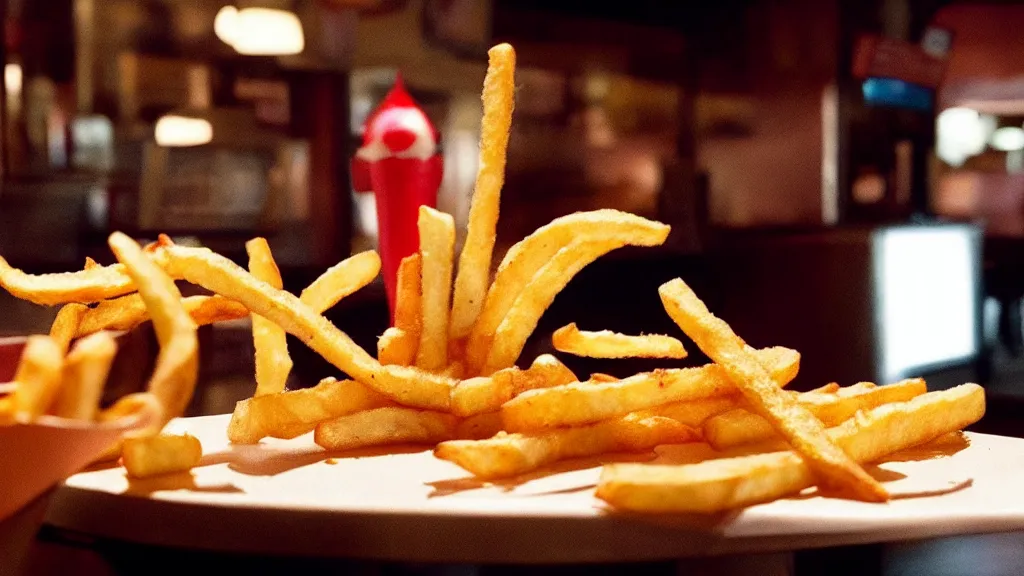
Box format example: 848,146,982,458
852,34,948,89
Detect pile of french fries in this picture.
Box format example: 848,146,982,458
0,43,986,513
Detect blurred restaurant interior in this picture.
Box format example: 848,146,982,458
5,0,1024,573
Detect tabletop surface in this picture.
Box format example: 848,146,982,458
43,414,1024,564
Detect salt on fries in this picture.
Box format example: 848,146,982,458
0,40,987,511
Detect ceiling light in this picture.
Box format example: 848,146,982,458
215,7,304,56
155,115,213,147
991,126,1024,152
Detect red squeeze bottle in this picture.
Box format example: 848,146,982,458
351,77,443,322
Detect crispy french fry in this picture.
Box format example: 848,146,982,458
456,412,505,440
228,377,392,444
377,326,418,366
10,336,63,420
160,243,454,410
299,250,381,313
631,395,741,428
658,278,887,503
528,353,577,386
76,294,248,337
464,210,670,374
451,353,578,417
49,303,89,355
394,253,422,342
416,206,456,371
552,323,687,359
0,255,141,305
122,433,203,479
107,233,198,425
500,346,799,431
590,373,619,383
51,332,118,421
704,379,927,450
437,414,698,480
247,238,293,396
449,43,516,341
596,384,986,513
314,407,458,451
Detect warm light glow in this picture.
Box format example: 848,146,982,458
936,107,994,166
154,115,213,147
215,7,304,56
990,126,1024,152
5,63,22,96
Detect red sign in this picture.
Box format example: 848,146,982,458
852,35,948,89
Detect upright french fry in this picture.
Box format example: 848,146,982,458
451,353,578,417
314,407,458,451
49,303,88,355
76,294,248,337
597,384,986,513
437,414,698,480
704,379,927,450
416,206,455,371
228,377,392,444
552,323,687,359
464,210,670,374
160,243,454,410
299,250,381,313
51,332,118,421
10,336,63,420
658,278,888,503
449,43,516,341
394,253,422,340
122,433,203,479
501,347,799,431
247,238,293,396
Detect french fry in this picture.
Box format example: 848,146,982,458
377,326,418,366
159,243,455,410
451,353,578,417
416,206,456,371
314,407,458,451
76,294,249,337
589,373,619,383
122,433,203,479
246,238,293,396
0,255,143,305
228,377,392,444
596,384,986,513
464,209,670,374
703,379,927,450
631,395,742,428
500,346,799,431
299,250,381,313
49,303,88,355
10,336,63,420
658,278,888,503
449,43,517,341
552,323,687,359
51,332,118,421
437,414,698,480
394,253,422,346
456,412,505,440
528,353,577,386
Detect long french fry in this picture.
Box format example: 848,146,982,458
299,250,381,313
314,407,458,451
449,43,517,341
552,322,687,359
451,353,578,417
247,238,293,396
437,414,698,480
658,278,888,502
76,294,248,337
500,346,799,431
416,206,455,371
596,384,986,513
0,255,139,305
51,332,118,420
10,336,63,420
630,395,741,428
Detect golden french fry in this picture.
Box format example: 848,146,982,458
299,250,381,313
437,414,698,480
704,379,927,450
122,433,203,479
76,294,248,337
589,373,619,383
449,43,517,341
416,206,456,371
500,346,799,431
377,326,418,366
108,233,198,425
552,322,687,359
465,210,671,374
49,303,89,355
597,384,986,513
247,238,293,396
394,253,422,342
95,391,166,462
160,243,454,410
51,332,118,421
10,336,63,420
228,377,392,444
314,407,458,451
456,412,505,440
810,382,842,394
631,395,741,428
0,255,142,305
451,354,579,417
658,278,887,502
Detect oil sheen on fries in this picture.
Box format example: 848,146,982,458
299,250,381,313
552,322,688,359
449,43,516,341
500,346,799,431
314,407,458,451
247,238,293,396
437,414,698,480
658,278,888,503
704,378,927,450
10,335,63,420
122,433,203,479
51,332,118,421
416,206,456,371
596,384,986,513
